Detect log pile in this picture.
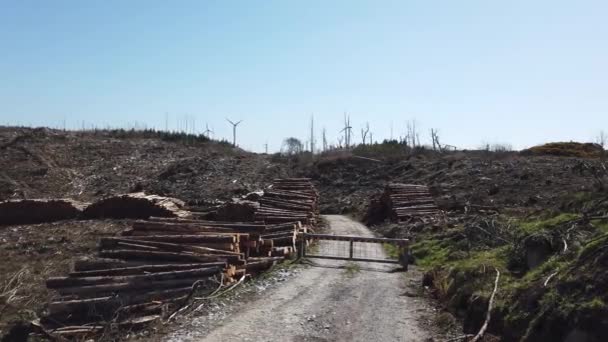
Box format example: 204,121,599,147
384,183,439,221
82,192,191,219
255,178,320,227
365,183,440,224
41,217,301,337
0,199,88,225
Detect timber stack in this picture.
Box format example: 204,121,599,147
255,178,320,228
41,217,301,338
384,183,439,221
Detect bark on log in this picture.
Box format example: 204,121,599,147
47,266,221,289
69,262,226,277
99,238,240,255
99,249,240,263
119,234,238,244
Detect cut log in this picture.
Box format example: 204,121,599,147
119,234,238,244
47,266,222,289
57,276,216,297
99,238,240,255
69,262,227,277
99,250,241,263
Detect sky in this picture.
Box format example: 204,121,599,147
1,0,607,152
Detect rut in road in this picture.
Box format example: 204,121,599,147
172,215,431,342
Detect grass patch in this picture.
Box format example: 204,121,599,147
411,237,455,268
517,213,580,235
343,262,361,277
382,243,401,259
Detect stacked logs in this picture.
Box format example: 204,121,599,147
255,178,319,227
42,217,301,338
384,183,439,221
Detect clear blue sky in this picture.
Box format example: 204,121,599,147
1,0,607,152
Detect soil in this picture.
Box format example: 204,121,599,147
0,219,129,336
164,215,454,342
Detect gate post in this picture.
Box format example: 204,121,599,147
398,241,409,271
298,233,306,259
349,238,354,260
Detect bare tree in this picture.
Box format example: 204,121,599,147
310,115,315,154
430,128,442,152
360,122,370,145
337,136,344,148
322,128,328,152
226,118,243,147
282,137,303,155
598,130,607,160
406,120,418,148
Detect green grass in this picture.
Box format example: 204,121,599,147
382,243,401,259
517,213,580,235
411,238,453,268
343,262,361,277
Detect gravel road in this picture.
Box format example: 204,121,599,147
169,215,433,342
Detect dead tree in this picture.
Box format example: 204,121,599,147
310,115,315,154
598,130,607,161
226,119,243,147
322,128,328,152
361,123,370,145
337,136,344,149
406,120,418,148
430,128,442,152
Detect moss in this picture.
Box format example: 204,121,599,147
591,219,608,234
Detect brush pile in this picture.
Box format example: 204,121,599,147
255,178,320,226
0,199,88,225
40,217,303,339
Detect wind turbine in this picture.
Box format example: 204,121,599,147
226,118,243,147
203,123,214,139
340,113,353,148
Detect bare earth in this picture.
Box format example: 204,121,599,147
168,215,433,342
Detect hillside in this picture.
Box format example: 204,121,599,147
1,126,607,341
0,127,291,206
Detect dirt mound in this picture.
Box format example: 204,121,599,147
521,142,603,158
0,199,88,225
82,193,190,219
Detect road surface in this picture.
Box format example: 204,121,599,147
168,215,432,342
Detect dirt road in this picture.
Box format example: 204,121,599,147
169,215,433,342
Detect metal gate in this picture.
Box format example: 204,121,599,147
298,233,410,270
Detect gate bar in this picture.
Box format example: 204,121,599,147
298,233,410,270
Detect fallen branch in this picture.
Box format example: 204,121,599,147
544,271,559,287
471,268,500,342
352,155,381,162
